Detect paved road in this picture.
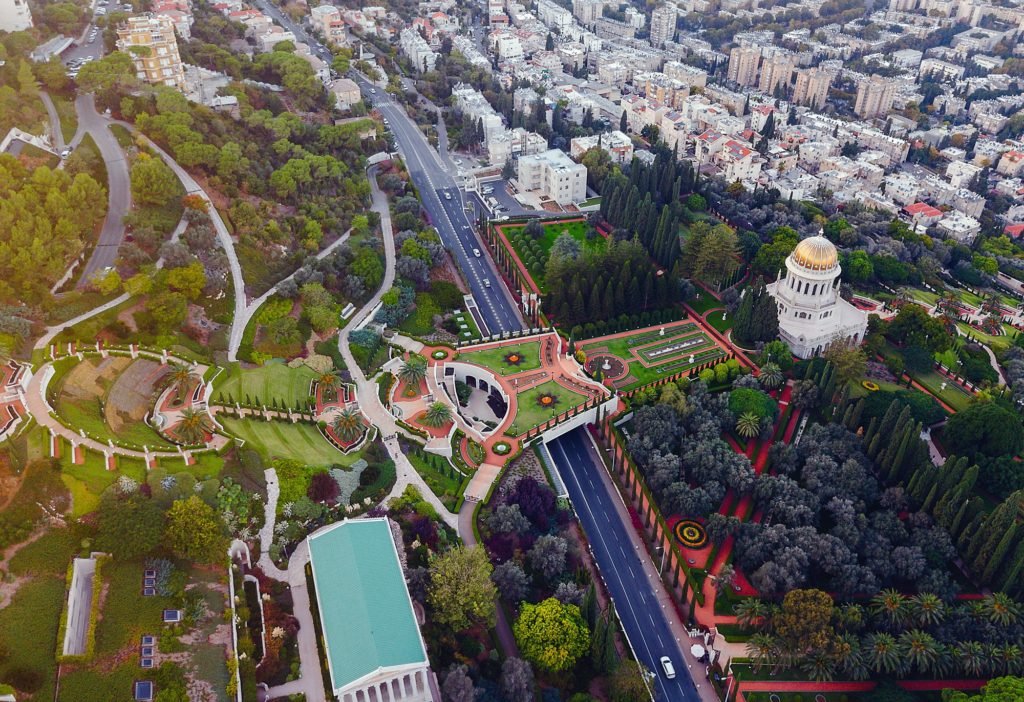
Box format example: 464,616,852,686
355,76,524,335
39,92,66,152
249,0,334,64
71,94,131,289
548,428,706,702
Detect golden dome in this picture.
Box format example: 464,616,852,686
791,235,838,272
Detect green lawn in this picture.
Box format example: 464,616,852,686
458,341,542,376
52,93,78,143
909,288,939,306
705,310,733,332
580,324,725,391
500,218,603,291
0,527,81,701
912,367,973,412
214,362,319,409
407,449,466,512
59,447,150,517
219,417,346,467
955,321,1016,353
509,380,588,436
452,309,481,342
54,395,172,449
688,292,725,314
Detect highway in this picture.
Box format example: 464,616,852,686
247,0,524,334
548,428,704,702
357,78,524,334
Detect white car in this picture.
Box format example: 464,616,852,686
444,192,452,200
660,656,676,679
484,279,491,288
60,147,72,158
473,248,481,257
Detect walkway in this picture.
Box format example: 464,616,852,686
22,353,212,463
459,500,519,658
40,91,66,152
264,540,322,702
113,123,248,358
229,228,352,362
335,167,458,530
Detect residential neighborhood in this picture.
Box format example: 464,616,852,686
1,0,1024,698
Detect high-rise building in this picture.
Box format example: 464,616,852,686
758,52,794,95
792,67,832,109
727,46,761,87
854,74,896,119
572,0,607,26
649,4,677,47
116,14,186,92
0,0,34,32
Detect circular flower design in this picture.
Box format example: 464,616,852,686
432,349,448,360
861,380,880,392
493,441,511,455
504,351,524,366
675,520,708,549
537,392,558,408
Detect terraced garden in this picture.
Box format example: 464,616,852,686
508,380,589,436
580,320,728,392
458,341,543,375
214,362,319,409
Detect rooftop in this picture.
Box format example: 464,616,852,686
308,519,428,694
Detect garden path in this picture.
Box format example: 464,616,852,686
335,167,458,529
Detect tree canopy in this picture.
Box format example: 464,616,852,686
514,597,591,673
428,545,497,632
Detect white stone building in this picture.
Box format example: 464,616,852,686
516,149,587,205
766,236,868,359
0,0,33,32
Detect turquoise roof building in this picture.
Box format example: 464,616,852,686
307,518,435,702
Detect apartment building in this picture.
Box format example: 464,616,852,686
727,46,761,87
400,27,438,71
572,0,606,26
516,149,587,205
649,4,677,47
116,14,186,92
487,127,548,165
0,0,33,32
452,83,505,143
311,5,347,44
758,52,794,95
570,130,634,164
792,67,832,110
854,74,896,119
664,61,708,89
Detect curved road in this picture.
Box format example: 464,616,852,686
69,94,132,289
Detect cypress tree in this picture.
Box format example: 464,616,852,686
602,607,619,672
878,399,902,437
996,538,1024,595
849,398,865,431
957,512,984,554
590,611,607,666
867,433,882,461
920,483,941,515
947,496,980,539
582,583,598,629
863,416,880,447
841,403,854,428
981,522,1019,585
970,494,1022,575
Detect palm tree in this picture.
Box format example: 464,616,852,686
319,371,342,390
398,354,428,386
736,412,761,439
800,651,837,682
169,364,197,401
422,401,452,428
957,641,988,678
991,643,1023,676
175,408,209,444
900,629,940,675
981,593,1020,627
870,588,909,630
736,598,769,631
759,362,784,390
910,593,946,628
746,633,779,673
865,632,903,676
332,408,364,443
980,294,1002,316
837,633,870,681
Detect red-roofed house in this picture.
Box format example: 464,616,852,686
997,150,1024,177
904,202,943,230
1005,223,1024,239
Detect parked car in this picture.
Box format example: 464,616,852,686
60,147,72,158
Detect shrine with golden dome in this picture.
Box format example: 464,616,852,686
764,235,868,359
